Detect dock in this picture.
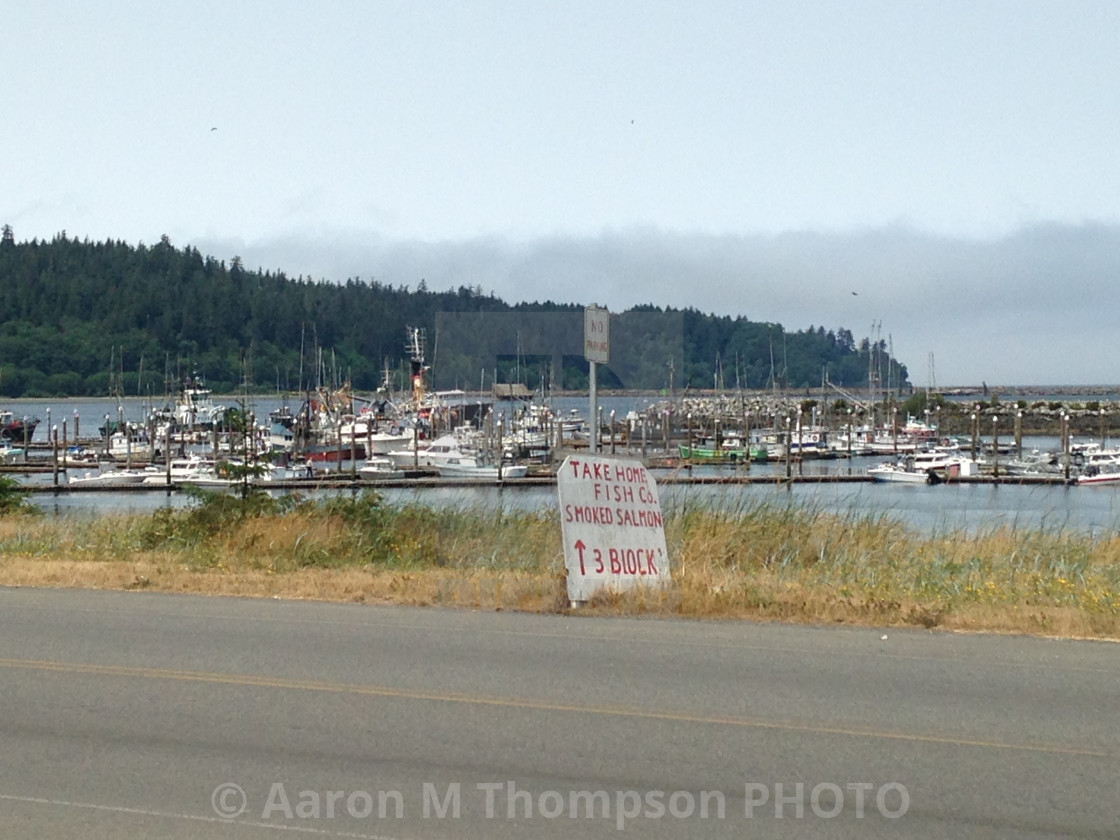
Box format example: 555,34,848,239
13,468,1076,493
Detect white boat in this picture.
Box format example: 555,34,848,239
826,430,875,457
867,462,937,484
0,444,24,464
336,413,413,455
1075,446,1120,484
140,455,213,485
868,448,974,484
358,458,396,479
437,456,528,479
178,468,238,488
104,429,154,462
1077,463,1120,484
384,430,479,469
178,460,280,489
68,467,154,487
1002,449,1062,477
174,376,227,428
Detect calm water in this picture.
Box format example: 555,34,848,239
14,396,1120,537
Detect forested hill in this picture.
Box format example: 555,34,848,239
0,229,908,398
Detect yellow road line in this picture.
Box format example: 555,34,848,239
0,657,1112,759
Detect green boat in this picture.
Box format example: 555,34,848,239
678,439,769,462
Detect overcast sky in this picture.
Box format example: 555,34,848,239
4,1,1120,386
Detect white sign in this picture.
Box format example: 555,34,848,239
557,454,670,602
583,306,610,364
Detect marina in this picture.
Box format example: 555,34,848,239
7,373,1120,538
4,433,1118,543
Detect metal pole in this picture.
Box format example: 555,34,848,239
847,409,853,474
992,415,999,479
785,415,792,479
744,410,752,470
796,412,804,476
589,360,598,453
1062,413,1071,481
497,413,504,475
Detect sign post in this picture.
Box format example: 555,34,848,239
584,305,609,452
557,453,670,605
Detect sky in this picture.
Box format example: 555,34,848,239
3,0,1120,387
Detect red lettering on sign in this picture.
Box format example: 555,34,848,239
611,464,648,483
597,547,666,577
613,508,665,529
565,504,614,525
608,548,622,574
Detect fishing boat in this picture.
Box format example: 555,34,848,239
0,410,38,442
105,428,154,462
677,435,763,463
748,426,834,461
173,374,227,429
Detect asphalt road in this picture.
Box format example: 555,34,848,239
1,587,1117,838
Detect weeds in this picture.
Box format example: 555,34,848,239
0,493,1118,637
0,475,36,515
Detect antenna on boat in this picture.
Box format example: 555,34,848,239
888,333,894,399
405,326,429,405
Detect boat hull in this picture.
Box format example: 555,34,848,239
0,419,38,442
437,464,528,479
867,465,933,484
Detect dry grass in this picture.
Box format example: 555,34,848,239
1,490,1118,638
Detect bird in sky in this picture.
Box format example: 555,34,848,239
210,127,218,131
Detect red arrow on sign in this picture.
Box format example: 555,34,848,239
574,539,586,575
